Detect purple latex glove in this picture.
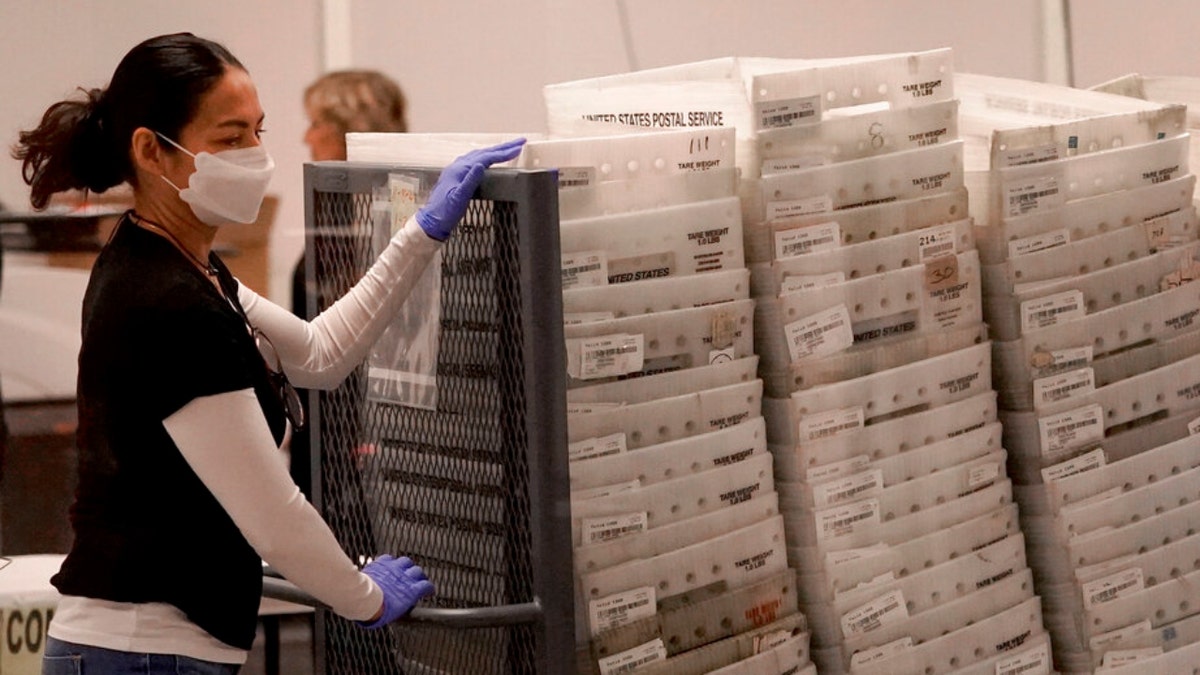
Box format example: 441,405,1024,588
358,554,435,628
415,138,527,241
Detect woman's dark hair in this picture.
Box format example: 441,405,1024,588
11,32,245,209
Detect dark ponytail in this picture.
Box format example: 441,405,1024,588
11,32,245,210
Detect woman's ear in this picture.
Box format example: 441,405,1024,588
130,127,164,175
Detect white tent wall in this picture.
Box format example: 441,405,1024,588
3,0,1200,398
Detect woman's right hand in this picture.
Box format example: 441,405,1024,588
415,138,527,241
358,554,435,628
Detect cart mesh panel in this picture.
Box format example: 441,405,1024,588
305,165,567,675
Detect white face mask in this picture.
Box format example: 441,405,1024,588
157,133,275,226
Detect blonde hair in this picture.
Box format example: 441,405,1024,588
304,70,407,134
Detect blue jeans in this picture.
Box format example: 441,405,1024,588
42,637,241,674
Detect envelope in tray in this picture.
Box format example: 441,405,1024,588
743,187,968,264
766,391,997,474
635,615,809,675
757,99,959,174
564,298,755,386
1069,498,1200,576
1057,461,1200,541
567,378,761,450
564,268,749,320
985,241,1200,341
519,126,737,182
570,452,774,547
749,218,974,299
975,174,1196,265
570,416,766,490
750,141,963,223
756,249,982,371
1101,640,1200,675
567,356,757,406
559,197,744,288
588,568,800,661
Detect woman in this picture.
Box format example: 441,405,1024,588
290,69,411,499
12,32,523,674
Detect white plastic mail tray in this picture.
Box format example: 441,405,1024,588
567,356,758,406
749,218,974,298
839,568,1036,668
975,174,1196,265
581,515,788,613
767,391,997,475
757,99,959,173
564,298,755,387
790,479,1013,553
756,250,982,372
559,197,744,285
588,568,799,662
570,453,774,547
985,241,1200,341
1069,498,1200,575
557,168,738,221
569,415,766,490
564,268,749,319
754,141,963,223
637,614,809,675
743,187,967,264
520,126,737,183
788,342,991,424
574,491,780,577
567,379,762,450
760,323,987,397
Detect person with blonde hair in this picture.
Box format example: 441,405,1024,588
302,69,407,162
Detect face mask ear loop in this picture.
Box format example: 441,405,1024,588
154,132,194,193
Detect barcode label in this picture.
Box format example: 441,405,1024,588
784,304,854,363
995,642,1051,675
826,543,889,567
564,311,616,327
588,586,656,637
561,250,609,290
1038,404,1104,456
1008,228,1070,258
812,469,883,509
1041,447,1106,483
774,221,841,259
1004,174,1063,217
568,432,628,462
841,589,908,637
752,629,794,654
1030,346,1093,378
597,638,666,675
763,154,827,173
1082,567,1145,610
1089,619,1153,651
557,166,595,189
798,406,865,443
1032,367,1095,410
571,479,639,502
816,499,880,541
578,334,644,380
807,454,871,483
917,223,958,262
565,402,623,415
781,271,845,295
999,143,1060,168
850,636,913,669
757,95,821,130
582,511,648,545
1102,647,1165,668
767,195,833,221
1021,289,1085,333
968,462,1001,489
